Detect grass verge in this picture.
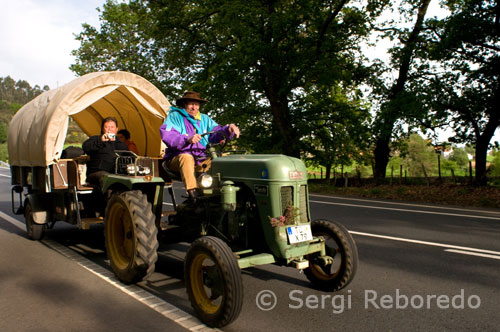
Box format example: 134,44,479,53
308,182,500,209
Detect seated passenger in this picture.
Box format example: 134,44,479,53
160,91,240,200
82,117,129,189
117,129,139,154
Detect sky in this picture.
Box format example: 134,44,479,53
0,0,498,144
0,0,104,88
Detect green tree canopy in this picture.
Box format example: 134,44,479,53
70,1,169,93
0,76,49,144
71,0,380,160
410,0,500,184
370,0,434,182
300,84,371,178
0,76,49,104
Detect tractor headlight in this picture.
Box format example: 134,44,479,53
126,164,137,175
198,173,213,188
126,164,150,175
138,166,151,175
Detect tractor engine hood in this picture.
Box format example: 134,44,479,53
210,154,307,182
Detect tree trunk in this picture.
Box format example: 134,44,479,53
266,89,300,158
373,135,391,182
447,103,498,186
437,153,441,179
325,163,332,180
372,0,431,183
473,86,500,185
475,135,492,185
421,163,430,186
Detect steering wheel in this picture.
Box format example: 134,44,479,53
205,130,229,151
189,130,229,163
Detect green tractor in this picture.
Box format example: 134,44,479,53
8,71,357,328
159,132,358,327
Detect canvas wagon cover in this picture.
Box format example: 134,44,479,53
8,71,170,167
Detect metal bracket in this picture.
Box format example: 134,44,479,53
11,185,24,215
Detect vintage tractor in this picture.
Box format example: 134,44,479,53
8,71,357,328
158,132,358,327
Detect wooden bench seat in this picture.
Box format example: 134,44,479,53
50,156,94,191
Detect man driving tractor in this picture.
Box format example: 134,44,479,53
160,91,240,200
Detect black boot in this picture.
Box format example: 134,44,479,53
187,189,198,202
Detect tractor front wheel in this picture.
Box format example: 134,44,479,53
304,219,358,291
185,236,243,327
105,190,158,284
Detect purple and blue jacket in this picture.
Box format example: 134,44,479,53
160,106,234,164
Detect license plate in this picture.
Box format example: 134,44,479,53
287,225,313,244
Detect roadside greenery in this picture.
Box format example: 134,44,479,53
0,143,7,162
68,0,498,185
0,76,50,163
308,182,500,208
308,134,496,180
2,1,499,188
0,76,89,164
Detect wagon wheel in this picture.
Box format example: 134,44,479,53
24,199,46,240
105,190,158,284
304,219,358,291
185,236,243,327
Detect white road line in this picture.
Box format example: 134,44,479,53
43,239,219,331
0,211,24,230
4,171,496,219
444,249,500,260
311,200,500,221
310,193,500,215
349,230,500,256
0,211,219,332
1,167,499,216
163,188,497,220
4,208,498,260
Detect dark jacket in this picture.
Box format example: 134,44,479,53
82,135,129,175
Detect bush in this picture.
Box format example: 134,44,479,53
0,143,8,162
401,134,437,177
489,154,500,177
450,148,469,168
0,122,7,143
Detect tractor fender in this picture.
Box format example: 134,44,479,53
101,174,164,192
102,175,165,217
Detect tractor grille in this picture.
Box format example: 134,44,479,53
280,186,293,215
280,185,309,223
299,185,308,223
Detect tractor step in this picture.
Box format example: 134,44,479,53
161,210,176,217
237,253,276,269
159,220,180,231
80,217,104,230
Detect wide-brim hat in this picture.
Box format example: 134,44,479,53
176,91,208,106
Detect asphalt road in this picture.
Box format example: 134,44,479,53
1,166,499,332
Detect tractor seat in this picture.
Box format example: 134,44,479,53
161,160,182,183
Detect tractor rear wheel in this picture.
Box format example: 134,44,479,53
105,190,158,284
185,236,243,327
304,219,358,291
